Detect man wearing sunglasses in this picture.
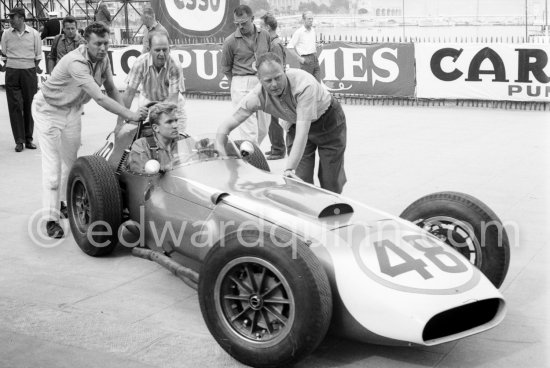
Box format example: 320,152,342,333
221,5,271,146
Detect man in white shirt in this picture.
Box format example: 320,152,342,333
287,11,320,81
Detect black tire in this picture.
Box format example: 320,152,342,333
198,231,332,367
234,139,270,172
67,156,122,257
400,191,510,288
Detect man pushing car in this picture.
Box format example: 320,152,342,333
32,22,148,239
217,52,347,194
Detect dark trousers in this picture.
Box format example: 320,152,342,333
268,115,286,156
288,97,347,194
6,67,38,144
300,54,321,82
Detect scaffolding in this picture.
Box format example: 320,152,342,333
1,0,149,43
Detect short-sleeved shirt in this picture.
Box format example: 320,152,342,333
48,33,85,65
125,53,185,102
127,135,181,173
41,44,111,108
237,68,331,124
142,21,168,53
221,26,271,78
287,26,317,56
0,25,42,69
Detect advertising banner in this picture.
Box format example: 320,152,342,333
3,42,415,96
314,42,416,97
416,43,550,102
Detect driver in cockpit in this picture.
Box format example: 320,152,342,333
127,102,183,173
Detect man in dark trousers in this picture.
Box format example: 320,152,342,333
0,7,42,152
218,52,347,194
260,12,287,160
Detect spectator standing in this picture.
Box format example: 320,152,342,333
47,16,85,73
221,5,271,146
123,32,187,131
218,52,346,194
94,2,111,27
31,22,148,238
287,11,320,81
40,11,61,40
1,7,42,152
260,12,287,160
141,6,168,53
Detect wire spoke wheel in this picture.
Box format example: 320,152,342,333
215,257,295,345
415,215,481,267
400,191,510,288
72,180,91,233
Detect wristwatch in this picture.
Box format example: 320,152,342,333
284,168,296,175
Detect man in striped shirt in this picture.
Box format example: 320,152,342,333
123,32,186,130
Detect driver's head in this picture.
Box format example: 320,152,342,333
149,102,179,141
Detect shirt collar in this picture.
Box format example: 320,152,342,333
61,33,82,42
147,21,159,31
10,25,30,33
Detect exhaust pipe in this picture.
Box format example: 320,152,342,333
132,248,199,290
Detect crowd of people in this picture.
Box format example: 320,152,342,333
0,6,347,239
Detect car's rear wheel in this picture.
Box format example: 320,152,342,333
234,139,270,172
199,231,331,367
67,156,122,256
400,191,510,288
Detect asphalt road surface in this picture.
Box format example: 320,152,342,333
0,91,548,367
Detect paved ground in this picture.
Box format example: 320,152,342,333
0,91,548,368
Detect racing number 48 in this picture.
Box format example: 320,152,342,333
374,235,468,280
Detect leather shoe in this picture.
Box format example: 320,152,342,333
15,143,24,152
266,154,284,160
46,221,64,239
25,142,37,149
264,150,272,156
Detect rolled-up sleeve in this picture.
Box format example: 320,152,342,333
295,85,318,122
221,39,234,78
125,56,145,90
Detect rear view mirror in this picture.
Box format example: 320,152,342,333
239,141,254,157
144,159,160,175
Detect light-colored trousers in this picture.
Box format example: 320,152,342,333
230,75,269,146
138,93,187,132
32,91,83,221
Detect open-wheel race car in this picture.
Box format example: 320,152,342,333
67,113,510,368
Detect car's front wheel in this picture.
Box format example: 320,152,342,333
400,191,510,288
198,231,332,367
67,155,122,256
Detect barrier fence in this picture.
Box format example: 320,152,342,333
1,38,549,109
